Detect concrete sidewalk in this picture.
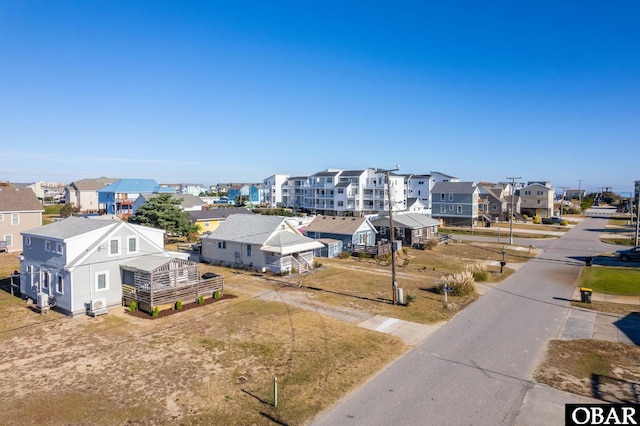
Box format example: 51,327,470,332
559,288,640,345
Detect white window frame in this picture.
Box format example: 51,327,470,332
25,236,31,246
4,234,12,247
449,205,454,211
127,236,138,254
246,245,252,257
56,242,64,255
448,193,454,201
217,241,226,249
457,205,463,214
440,193,445,201
440,206,446,213
96,271,109,291
45,240,52,251
11,213,19,225
0,213,3,221
109,238,120,256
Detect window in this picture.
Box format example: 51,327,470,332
96,272,108,291
440,206,446,213
440,194,445,201
42,271,50,290
492,203,497,210
25,236,31,246
109,238,119,255
449,205,454,211
448,193,453,201
246,245,252,257
127,237,138,253
45,240,52,251
56,242,64,255
4,235,12,247
457,205,463,214
217,241,226,249
537,191,543,196
537,200,541,204
11,213,19,225
56,275,64,294
0,213,3,221
359,233,368,245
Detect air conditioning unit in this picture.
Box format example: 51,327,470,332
88,298,109,317
37,293,49,308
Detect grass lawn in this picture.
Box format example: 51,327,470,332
578,267,640,296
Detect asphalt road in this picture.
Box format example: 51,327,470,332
311,216,614,426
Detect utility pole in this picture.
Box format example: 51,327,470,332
635,180,640,247
577,179,583,205
506,176,522,245
559,186,569,219
373,166,400,305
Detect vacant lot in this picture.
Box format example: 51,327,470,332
0,241,535,425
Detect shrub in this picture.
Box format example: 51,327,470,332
402,248,408,255
338,251,351,259
559,220,568,226
291,267,298,274
423,238,438,250
533,216,541,224
314,260,323,268
129,301,137,312
405,294,417,306
357,251,367,260
439,271,475,296
214,291,221,299
198,295,205,305
522,214,528,221
375,253,391,265
467,263,488,282
152,306,159,318
402,258,410,267
175,299,183,310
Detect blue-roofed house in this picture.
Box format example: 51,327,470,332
98,179,174,217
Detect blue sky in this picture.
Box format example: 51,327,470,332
1,1,638,194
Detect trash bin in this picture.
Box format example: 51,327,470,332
580,287,592,304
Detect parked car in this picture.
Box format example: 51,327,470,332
615,246,640,262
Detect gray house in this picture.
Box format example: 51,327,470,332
200,214,323,273
304,215,377,257
431,182,480,227
371,213,440,248
19,216,187,316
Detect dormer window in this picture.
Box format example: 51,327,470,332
45,241,52,251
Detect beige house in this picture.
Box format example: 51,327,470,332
519,182,555,218
0,183,44,252
64,177,118,213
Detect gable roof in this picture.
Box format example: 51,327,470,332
98,179,173,194
71,177,119,191
189,208,254,221
22,216,118,240
137,193,206,209
121,254,185,272
0,187,43,213
202,214,323,254
431,181,478,193
371,213,440,229
305,215,373,235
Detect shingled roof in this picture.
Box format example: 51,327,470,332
305,215,372,235
0,187,43,213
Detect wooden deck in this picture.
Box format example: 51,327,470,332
122,276,224,314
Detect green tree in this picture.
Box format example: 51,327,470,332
59,203,80,218
129,194,199,238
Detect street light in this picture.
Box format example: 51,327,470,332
372,166,400,305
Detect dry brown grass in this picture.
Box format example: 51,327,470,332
0,241,531,425
535,339,640,403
